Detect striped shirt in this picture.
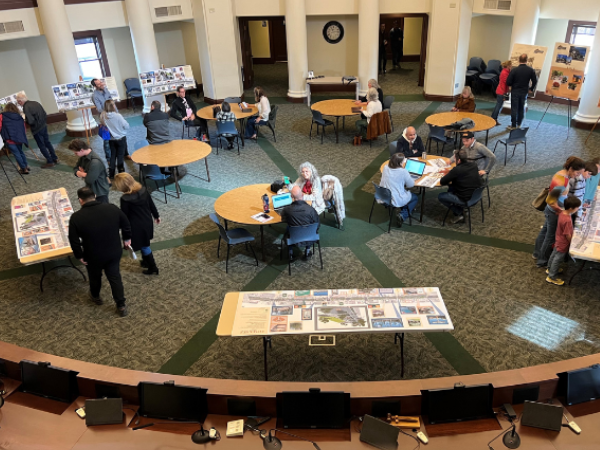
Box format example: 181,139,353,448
568,174,586,201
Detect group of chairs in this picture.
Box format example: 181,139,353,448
465,57,503,95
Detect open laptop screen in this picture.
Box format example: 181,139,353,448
405,159,426,176
272,193,292,209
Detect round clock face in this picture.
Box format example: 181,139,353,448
323,21,344,44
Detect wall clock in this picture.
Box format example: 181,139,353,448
323,21,344,44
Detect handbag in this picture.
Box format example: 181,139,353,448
98,125,111,141
532,187,549,211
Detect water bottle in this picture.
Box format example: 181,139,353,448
422,150,427,161
262,194,270,213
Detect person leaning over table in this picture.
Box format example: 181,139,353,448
0,102,30,174
380,153,419,227
280,185,320,261
452,86,476,112
450,132,496,176
244,86,271,140
394,126,425,158
438,148,483,224
354,87,382,138
143,100,171,145
293,161,325,215
16,93,59,168
170,85,209,142
68,138,111,204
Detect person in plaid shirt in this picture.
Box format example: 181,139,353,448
216,102,237,149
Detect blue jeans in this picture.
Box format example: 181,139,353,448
491,94,504,121
511,93,527,127
33,127,58,163
438,191,465,216
398,193,419,219
141,246,152,256
533,207,558,266
7,143,28,169
244,118,268,138
547,248,566,279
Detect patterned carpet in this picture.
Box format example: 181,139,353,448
1,63,599,383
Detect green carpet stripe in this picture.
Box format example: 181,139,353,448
0,264,43,282
257,136,297,178
488,166,560,187
165,184,223,199
151,230,220,251
350,244,405,287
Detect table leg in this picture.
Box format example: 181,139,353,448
485,130,490,146
263,336,272,381
40,257,87,293
204,158,211,182
260,225,266,262
239,119,246,147
343,116,345,130
335,117,340,143
173,166,181,198
395,332,405,378
224,219,228,231
569,261,586,285
419,187,426,223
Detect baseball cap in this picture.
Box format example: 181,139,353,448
461,131,474,139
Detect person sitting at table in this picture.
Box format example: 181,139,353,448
354,88,382,138
244,86,271,140
394,126,425,158
113,173,161,275
355,79,384,106
449,131,496,176
169,86,209,142
438,148,483,224
294,161,325,214
281,185,320,260
143,100,170,145
451,86,476,112
380,153,419,227
216,101,236,149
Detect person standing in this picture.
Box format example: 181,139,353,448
68,139,111,204
389,20,404,69
546,196,581,286
0,103,30,174
143,100,171,145
379,23,388,74
68,186,132,317
170,85,208,142
100,99,129,178
506,54,537,130
281,185,320,260
490,61,512,126
113,173,161,275
92,78,115,162
16,93,58,168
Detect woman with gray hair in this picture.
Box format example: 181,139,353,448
355,78,384,105
354,87,382,137
294,161,325,214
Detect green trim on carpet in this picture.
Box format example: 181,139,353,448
350,244,405,287
256,135,297,179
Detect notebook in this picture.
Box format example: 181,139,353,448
405,159,427,179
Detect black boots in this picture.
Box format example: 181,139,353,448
141,252,159,275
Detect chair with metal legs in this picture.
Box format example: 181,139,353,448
368,182,412,233
441,186,485,234
209,213,258,274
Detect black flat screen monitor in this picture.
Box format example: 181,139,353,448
422,384,494,424
20,360,79,403
565,365,600,405
138,382,208,422
277,390,350,429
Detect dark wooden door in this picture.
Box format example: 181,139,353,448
270,18,287,62
239,18,254,89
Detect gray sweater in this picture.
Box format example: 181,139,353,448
101,112,129,140
452,141,496,174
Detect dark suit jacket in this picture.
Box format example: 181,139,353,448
395,135,425,158
506,64,537,95
169,95,197,120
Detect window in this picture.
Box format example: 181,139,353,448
73,31,110,80
566,21,596,48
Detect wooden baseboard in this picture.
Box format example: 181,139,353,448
402,55,420,62
66,127,99,138
287,96,306,103
571,118,600,130
423,93,460,102
203,97,224,105
308,84,356,93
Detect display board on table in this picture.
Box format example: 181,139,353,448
11,189,74,262
230,287,454,336
139,65,196,97
509,43,548,83
545,43,589,101
0,91,25,112
571,188,600,260
52,77,119,112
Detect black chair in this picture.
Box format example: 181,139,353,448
383,96,395,131
441,186,485,234
310,109,336,144
124,78,143,112
388,141,398,157
216,120,240,155
280,223,323,276
493,127,528,166
181,120,201,139
425,125,454,154
479,60,501,93
465,57,486,94
255,105,278,142
209,213,258,274
368,182,412,233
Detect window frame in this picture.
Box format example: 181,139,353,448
72,30,111,79
565,20,596,46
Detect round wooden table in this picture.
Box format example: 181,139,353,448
380,155,453,223
311,99,364,143
197,103,259,146
214,183,282,261
425,112,496,145
131,140,212,199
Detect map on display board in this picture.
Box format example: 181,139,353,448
138,65,196,97
11,189,74,261
230,287,454,337
510,43,548,83
0,91,25,113
51,77,119,112
571,188,600,260
545,42,589,101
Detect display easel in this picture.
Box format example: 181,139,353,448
584,116,600,144
79,105,95,146
536,95,573,139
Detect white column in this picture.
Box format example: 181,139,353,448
357,0,380,97
124,0,162,113
509,0,541,51
37,0,96,132
573,9,600,126
285,0,309,100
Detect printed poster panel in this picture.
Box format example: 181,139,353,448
51,77,119,112
139,65,196,97
510,43,548,85
545,42,589,101
0,91,25,113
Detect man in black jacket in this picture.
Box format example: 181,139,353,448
144,101,171,145
379,23,388,74
69,187,132,317
506,53,537,130
16,93,58,168
437,149,483,223
169,86,208,141
281,186,320,260
390,20,404,69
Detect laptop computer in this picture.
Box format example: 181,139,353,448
272,192,293,212
405,159,427,179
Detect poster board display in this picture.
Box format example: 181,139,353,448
11,189,74,264
0,91,25,113
51,77,119,112
510,43,548,86
545,43,589,101
230,287,454,337
571,188,600,263
139,65,196,97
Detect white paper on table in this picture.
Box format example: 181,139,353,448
417,174,442,188
423,165,438,174
251,213,274,223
